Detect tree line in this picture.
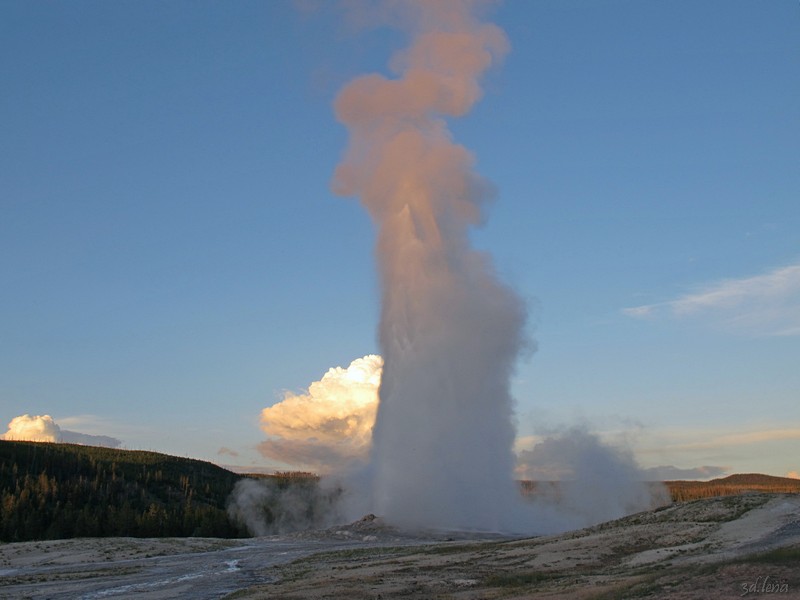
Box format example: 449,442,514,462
0,441,251,542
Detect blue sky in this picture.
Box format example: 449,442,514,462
1,1,798,478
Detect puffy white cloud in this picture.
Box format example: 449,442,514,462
1,414,61,442
624,262,800,336
1,413,121,447
258,355,382,472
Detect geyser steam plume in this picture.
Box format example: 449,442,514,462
333,1,526,531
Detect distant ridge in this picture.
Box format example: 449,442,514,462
712,473,800,486
665,472,800,501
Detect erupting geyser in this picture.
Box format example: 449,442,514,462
333,0,528,531
241,0,663,536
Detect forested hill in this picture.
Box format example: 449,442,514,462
0,441,249,542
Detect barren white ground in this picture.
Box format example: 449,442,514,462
1,494,798,599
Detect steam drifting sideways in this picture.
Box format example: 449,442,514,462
332,1,532,532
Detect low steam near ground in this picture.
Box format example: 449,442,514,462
230,430,669,537
247,356,668,536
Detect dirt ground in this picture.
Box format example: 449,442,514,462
0,493,798,599
235,493,800,600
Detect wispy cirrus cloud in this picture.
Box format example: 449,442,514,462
623,262,800,336
632,424,800,478
641,465,728,481
665,427,800,452
633,425,800,456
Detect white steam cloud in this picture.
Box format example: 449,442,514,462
1,414,121,447
329,0,661,533
227,478,342,536
258,355,382,472
333,0,521,532
516,429,668,527
244,0,664,535
254,356,663,532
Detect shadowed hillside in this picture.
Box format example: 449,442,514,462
0,441,249,542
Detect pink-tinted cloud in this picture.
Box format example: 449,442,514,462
258,355,382,472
